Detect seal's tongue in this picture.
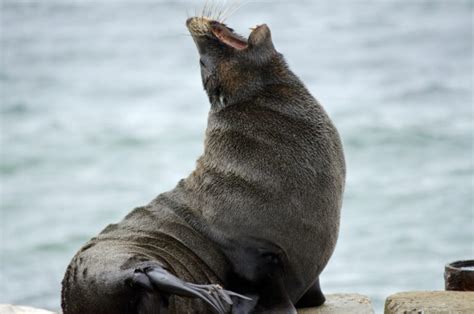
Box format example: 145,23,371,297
209,21,248,50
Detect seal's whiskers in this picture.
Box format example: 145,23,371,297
220,0,247,23
197,0,247,23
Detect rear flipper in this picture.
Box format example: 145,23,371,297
62,243,249,314
130,262,250,313
295,278,326,308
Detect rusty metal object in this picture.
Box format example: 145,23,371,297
445,260,474,291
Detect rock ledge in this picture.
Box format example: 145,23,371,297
1,294,374,314
384,291,474,314
298,293,374,314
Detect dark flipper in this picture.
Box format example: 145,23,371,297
294,278,326,308
253,274,297,314
130,263,251,313
229,271,296,314
222,241,297,314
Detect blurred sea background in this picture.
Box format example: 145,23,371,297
1,0,472,312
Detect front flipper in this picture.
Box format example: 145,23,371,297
223,242,297,314
295,278,325,308
130,263,251,313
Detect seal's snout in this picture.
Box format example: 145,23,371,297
186,17,192,27
187,16,249,51
186,16,212,37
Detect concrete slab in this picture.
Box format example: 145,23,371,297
1,294,375,314
384,291,474,314
298,293,374,314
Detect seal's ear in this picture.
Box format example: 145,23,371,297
248,24,275,51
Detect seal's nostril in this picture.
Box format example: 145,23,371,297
186,17,193,27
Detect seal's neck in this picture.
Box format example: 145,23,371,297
205,55,300,111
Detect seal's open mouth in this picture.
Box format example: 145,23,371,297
186,17,249,50
208,20,248,50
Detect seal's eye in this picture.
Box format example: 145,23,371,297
200,59,205,67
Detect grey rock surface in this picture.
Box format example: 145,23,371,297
1,294,374,314
298,293,374,314
384,291,474,314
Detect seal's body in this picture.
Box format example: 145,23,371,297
62,15,345,314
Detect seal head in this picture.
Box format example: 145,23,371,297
186,17,282,109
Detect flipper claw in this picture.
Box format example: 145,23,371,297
132,264,251,313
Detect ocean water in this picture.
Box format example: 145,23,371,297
0,0,472,312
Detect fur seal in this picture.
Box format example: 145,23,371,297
61,15,345,314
